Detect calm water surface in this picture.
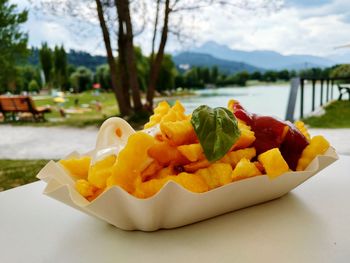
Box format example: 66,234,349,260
165,84,340,120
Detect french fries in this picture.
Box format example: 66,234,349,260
59,100,330,200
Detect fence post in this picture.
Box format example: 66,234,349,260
326,79,329,103
312,79,316,111
331,80,334,100
320,79,324,106
285,77,300,121
300,78,304,119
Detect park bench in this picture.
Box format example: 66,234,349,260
0,95,51,122
337,84,350,101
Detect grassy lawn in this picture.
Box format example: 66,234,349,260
0,91,119,127
1,90,197,129
303,100,350,128
0,159,50,192
31,91,119,127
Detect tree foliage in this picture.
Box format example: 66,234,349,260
0,0,28,92
39,42,53,87
156,54,177,92
70,66,93,93
53,45,68,89
95,64,110,90
330,64,350,79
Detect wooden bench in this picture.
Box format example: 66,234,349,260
0,96,51,121
337,84,350,101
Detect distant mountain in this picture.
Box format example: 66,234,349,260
173,52,261,74
187,41,336,70
28,48,107,70
327,53,350,64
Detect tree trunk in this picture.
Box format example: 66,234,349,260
150,0,161,65
146,0,170,110
95,0,131,116
118,22,131,110
115,0,143,112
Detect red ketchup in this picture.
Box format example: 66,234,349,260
229,101,309,170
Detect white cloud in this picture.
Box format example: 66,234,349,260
176,0,350,56
10,0,350,57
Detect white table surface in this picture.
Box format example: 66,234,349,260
1,156,349,263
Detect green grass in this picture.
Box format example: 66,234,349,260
0,159,50,192
31,91,119,127
1,90,197,128
246,80,289,86
303,100,350,128
0,91,119,127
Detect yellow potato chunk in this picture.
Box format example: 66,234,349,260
232,123,256,150
134,172,208,198
258,148,289,178
154,166,175,180
140,161,163,181
296,135,330,171
144,101,171,129
59,156,91,179
184,159,211,173
107,132,156,193
177,143,204,162
195,163,232,190
170,172,209,193
232,158,262,181
221,147,256,168
161,100,187,123
144,100,188,129
160,119,197,146
134,178,168,199
88,155,116,189
76,179,97,198
148,141,187,165
294,120,311,141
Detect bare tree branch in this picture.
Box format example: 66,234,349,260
150,0,161,64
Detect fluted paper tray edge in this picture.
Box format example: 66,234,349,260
36,147,338,231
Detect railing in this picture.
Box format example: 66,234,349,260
286,77,350,121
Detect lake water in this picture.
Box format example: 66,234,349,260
165,84,341,120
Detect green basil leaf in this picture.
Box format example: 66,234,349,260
191,105,241,162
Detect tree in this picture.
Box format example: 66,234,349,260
34,0,280,113
70,66,93,93
28,79,40,93
235,71,250,86
330,64,350,79
156,54,177,92
115,0,143,112
53,45,68,90
135,47,149,91
0,0,28,93
299,67,323,79
39,43,53,88
277,69,290,81
95,0,131,116
95,64,111,90
263,70,278,82
211,66,219,84
15,65,42,93
251,71,262,81
145,0,281,107
202,67,210,83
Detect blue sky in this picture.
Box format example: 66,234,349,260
12,0,350,59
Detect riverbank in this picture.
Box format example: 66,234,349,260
246,80,289,86
303,100,350,128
